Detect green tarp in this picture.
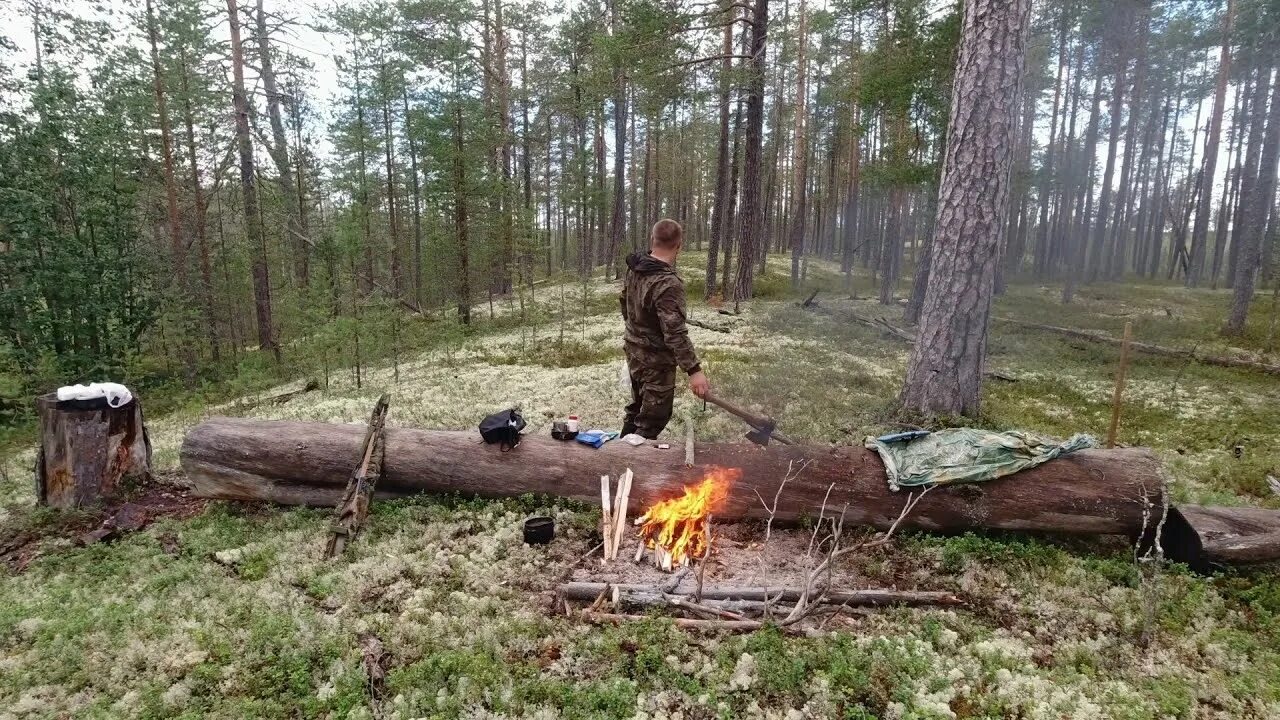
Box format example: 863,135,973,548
865,428,1098,492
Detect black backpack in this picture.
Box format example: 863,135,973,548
479,409,526,450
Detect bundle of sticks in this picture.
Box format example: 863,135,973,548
599,468,633,562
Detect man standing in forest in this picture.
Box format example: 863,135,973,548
620,219,711,439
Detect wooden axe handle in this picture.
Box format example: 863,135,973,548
702,393,795,445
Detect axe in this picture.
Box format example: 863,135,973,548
702,392,794,446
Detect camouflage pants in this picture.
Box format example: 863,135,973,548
621,357,676,440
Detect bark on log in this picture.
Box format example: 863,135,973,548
182,418,1166,537
1162,505,1280,571
36,394,152,509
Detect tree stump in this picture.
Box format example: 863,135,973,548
35,393,152,508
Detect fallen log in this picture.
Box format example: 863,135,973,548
1161,505,1280,572
559,583,962,607
183,418,1166,537
996,317,1280,376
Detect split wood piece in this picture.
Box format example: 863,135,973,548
996,317,1280,377
600,475,614,561
684,415,696,467
183,420,1167,538
1162,505,1280,572
324,394,390,559
611,469,634,561
35,393,152,509
559,583,962,607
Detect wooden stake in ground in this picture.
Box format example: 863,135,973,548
324,394,390,558
684,415,695,467
1106,322,1134,448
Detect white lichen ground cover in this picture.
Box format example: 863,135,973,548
1,257,1279,719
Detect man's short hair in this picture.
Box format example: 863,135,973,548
650,219,683,250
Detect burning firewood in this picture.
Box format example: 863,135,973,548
635,468,738,571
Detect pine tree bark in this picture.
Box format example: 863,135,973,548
1187,0,1236,287
380,64,404,297
177,46,220,363
706,13,734,299
1087,26,1128,284
732,0,769,306
898,0,1032,418
227,0,279,362
788,0,809,291
146,0,196,377
606,0,627,280
454,103,471,325
1226,67,1280,335
1227,67,1269,291
403,89,424,309
1063,66,1105,304
254,0,306,287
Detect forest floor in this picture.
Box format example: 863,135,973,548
1,254,1279,719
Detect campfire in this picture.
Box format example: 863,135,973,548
635,467,740,570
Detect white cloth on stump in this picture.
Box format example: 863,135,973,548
56,382,133,408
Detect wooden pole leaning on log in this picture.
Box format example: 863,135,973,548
35,393,152,509
182,418,1167,538
324,394,390,559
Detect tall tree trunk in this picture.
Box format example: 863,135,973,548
722,92,745,296
732,0,770,307
403,89,424,309
454,104,471,325
1050,40,1086,277
254,0,306,287
606,0,627,280
1228,67,1267,289
146,0,196,378
1108,3,1149,280
1063,65,1104,304
1187,0,1236,287
381,65,403,297
227,0,278,362
706,12,734,299
1226,67,1280,335
178,45,220,364
1035,13,1067,279
788,0,809,290
899,0,1032,417
1087,25,1128,284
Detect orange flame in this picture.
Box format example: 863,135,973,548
637,467,740,568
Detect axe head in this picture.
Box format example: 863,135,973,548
744,418,777,447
